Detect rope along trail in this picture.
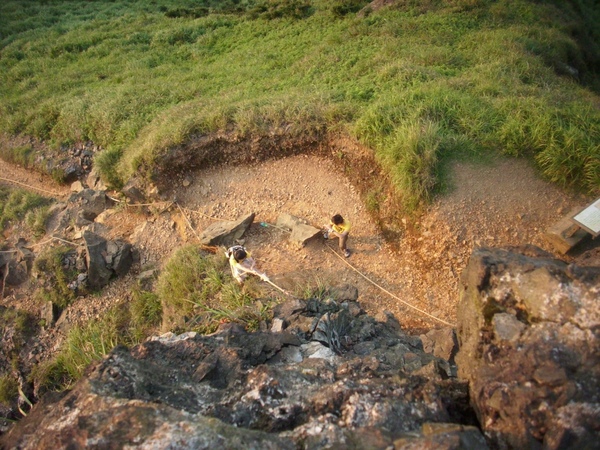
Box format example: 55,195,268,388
0,176,66,197
325,244,454,327
176,210,453,327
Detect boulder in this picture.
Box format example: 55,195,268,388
83,231,133,290
1,242,35,286
85,166,107,191
70,188,112,216
4,260,28,286
289,223,322,247
455,247,600,449
276,213,322,247
199,212,255,246
83,231,113,289
122,180,146,205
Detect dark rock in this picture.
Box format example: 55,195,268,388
39,301,56,328
122,180,146,205
455,247,600,449
83,231,133,289
71,188,112,216
83,231,112,289
4,260,28,286
420,327,458,362
272,298,306,321
106,240,133,277
199,213,255,246
63,165,80,183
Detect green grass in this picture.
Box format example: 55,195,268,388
0,375,18,406
32,246,78,310
0,186,52,233
1,0,599,210
129,288,162,342
157,245,273,333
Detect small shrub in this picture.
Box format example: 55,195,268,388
94,147,123,189
0,144,36,167
249,0,313,20
0,187,51,232
33,246,77,310
365,188,382,213
24,205,51,238
0,375,18,406
293,276,331,300
164,7,209,19
379,119,441,213
130,288,162,341
330,0,370,18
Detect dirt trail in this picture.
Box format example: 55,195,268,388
1,153,595,333
0,160,70,200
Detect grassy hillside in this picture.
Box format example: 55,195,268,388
1,0,599,210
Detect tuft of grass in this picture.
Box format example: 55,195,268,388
0,375,18,406
33,246,77,310
129,288,162,342
292,275,331,301
0,186,52,232
378,119,441,213
0,144,36,167
24,205,51,238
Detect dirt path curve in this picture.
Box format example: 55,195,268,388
167,154,590,331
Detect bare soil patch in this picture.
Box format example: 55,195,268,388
159,154,596,331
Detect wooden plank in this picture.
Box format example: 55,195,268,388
542,207,590,254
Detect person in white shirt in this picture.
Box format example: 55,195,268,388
225,245,269,284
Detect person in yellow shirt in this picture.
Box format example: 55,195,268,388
324,214,351,257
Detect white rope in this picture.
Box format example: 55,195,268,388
325,244,454,327
0,176,65,197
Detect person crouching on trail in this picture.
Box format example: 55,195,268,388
226,245,269,284
324,214,351,258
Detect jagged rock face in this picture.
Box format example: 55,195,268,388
2,297,481,449
456,247,600,449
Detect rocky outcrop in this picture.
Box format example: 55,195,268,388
456,247,600,449
2,293,481,450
